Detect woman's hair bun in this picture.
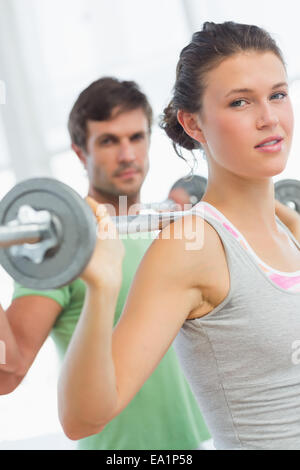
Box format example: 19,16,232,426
160,101,202,153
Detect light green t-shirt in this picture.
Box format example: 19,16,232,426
13,235,210,450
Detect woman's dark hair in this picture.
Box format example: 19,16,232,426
160,21,285,157
68,77,153,151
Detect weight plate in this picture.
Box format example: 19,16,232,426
171,175,207,205
0,178,96,289
274,179,300,214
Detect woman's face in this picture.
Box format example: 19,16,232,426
198,51,294,179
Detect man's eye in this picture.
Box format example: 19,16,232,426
131,133,144,141
230,99,247,108
100,138,113,145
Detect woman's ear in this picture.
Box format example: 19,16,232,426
177,110,206,145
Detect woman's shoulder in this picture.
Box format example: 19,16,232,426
158,211,224,251
147,213,225,288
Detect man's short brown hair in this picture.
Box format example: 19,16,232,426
68,77,153,151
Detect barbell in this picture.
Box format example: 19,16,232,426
0,178,204,289
0,177,298,290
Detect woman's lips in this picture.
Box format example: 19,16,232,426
254,137,284,153
255,141,283,153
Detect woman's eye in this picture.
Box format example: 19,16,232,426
230,99,247,108
271,92,287,100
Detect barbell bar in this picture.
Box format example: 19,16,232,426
0,177,298,290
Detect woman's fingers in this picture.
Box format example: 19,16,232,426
82,197,124,288
86,197,118,240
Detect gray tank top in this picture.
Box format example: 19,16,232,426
174,207,300,450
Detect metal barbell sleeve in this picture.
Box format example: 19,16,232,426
0,223,49,248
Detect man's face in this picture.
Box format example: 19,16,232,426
83,108,150,198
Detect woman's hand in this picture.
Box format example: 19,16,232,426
80,197,125,289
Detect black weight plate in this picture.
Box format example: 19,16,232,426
171,175,207,204
274,179,300,214
0,178,96,289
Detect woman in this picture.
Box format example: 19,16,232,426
58,22,300,450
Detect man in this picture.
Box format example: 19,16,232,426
0,77,210,449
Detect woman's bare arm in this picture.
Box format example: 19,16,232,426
58,213,206,440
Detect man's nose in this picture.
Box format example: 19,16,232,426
256,102,279,129
117,140,136,162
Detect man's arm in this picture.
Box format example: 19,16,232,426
0,303,23,374
275,200,300,243
0,296,62,395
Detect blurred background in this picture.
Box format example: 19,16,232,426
0,0,300,449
